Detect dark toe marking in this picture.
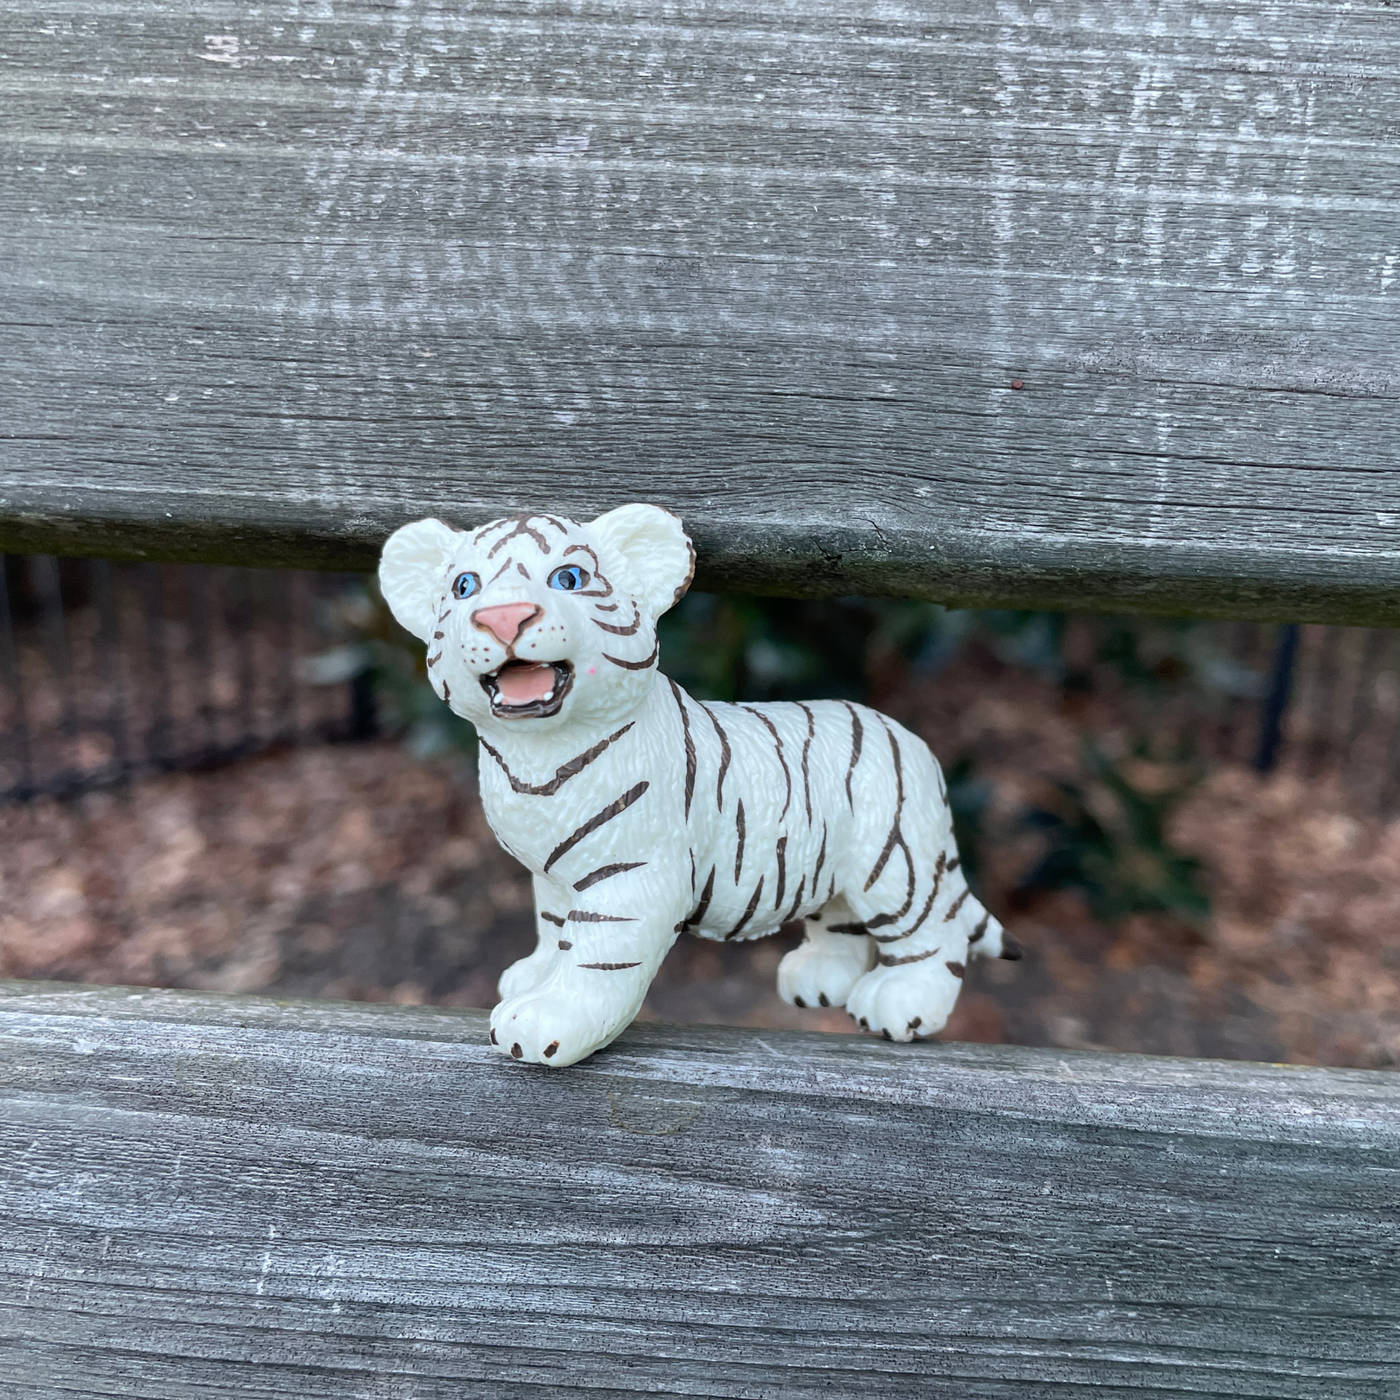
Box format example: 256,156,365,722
489,1028,498,1045
818,992,829,1007
909,1016,921,1030
544,1041,560,1058
881,1028,893,1041
859,1017,869,1029
511,1043,523,1059
946,959,965,978
793,995,806,1008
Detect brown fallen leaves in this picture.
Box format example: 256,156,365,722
0,745,535,1008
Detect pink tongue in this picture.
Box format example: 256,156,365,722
497,663,557,706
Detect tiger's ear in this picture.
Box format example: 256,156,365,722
379,517,463,641
588,504,695,616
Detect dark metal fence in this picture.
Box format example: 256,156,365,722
1271,620,1400,812
0,555,371,804
1040,614,1400,812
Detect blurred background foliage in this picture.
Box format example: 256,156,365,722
314,583,1268,933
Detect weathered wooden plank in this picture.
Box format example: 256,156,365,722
0,2,1398,621
0,980,1397,1397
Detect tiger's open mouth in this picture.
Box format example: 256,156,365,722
481,659,574,719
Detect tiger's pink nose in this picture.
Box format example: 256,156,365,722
471,602,542,646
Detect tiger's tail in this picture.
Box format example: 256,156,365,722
959,892,1022,963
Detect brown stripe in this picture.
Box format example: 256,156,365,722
864,721,906,892
557,939,573,950
797,702,815,825
865,829,901,893
725,877,765,941
812,823,827,889
669,678,696,821
540,911,566,927
578,961,641,971
515,562,531,581
774,836,787,910
872,851,947,944
479,722,635,797
566,909,638,923
968,914,990,945
947,856,961,873
734,800,746,883
843,702,864,809
701,704,732,810
574,862,646,892
878,945,941,967
544,781,650,873
541,515,570,535
426,652,442,669
865,843,916,928
873,890,932,943
946,960,966,979
827,922,868,935
487,516,550,557
593,602,642,636
944,888,971,921
782,876,806,924
678,865,717,933
603,633,659,671
486,557,513,587
743,706,792,821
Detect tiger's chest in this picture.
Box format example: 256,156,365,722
474,696,691,879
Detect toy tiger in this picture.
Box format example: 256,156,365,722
380,503,1018,1067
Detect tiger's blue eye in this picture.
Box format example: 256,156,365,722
548,565,589,591
452,572,480,600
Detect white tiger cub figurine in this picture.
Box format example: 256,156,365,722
379,504,1018,1067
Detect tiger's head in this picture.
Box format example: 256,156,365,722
378,504,694,732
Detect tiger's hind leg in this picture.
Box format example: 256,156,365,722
776,897,876,1011
845,884,1006,1042
837,719,1019,1041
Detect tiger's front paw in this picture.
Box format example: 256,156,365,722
845,958,965,1043
497,947,555,1002
489,987,631,1068
777,935,874,1010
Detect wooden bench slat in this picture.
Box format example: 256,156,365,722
1,981,1397,1396
2,2,1399,621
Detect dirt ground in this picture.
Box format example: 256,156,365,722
3,655,1398,1070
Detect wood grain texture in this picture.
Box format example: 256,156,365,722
1,979,1398,1397
1,3,1399,622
